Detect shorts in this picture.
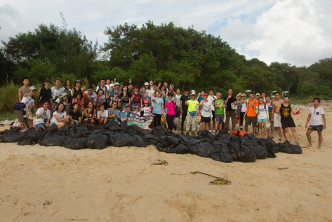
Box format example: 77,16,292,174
274,113,282,128
215,114,224,122
257,118,268,122
201,116,211,123
15,110,25,122
281,119,296,128
245,116,257,126
35,123,46,129
211,111,215,119
308,125,323,132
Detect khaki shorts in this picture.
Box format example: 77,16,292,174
274,113,282,128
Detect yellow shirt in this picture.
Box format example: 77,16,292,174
187,100,199,113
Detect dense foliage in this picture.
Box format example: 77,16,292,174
1,22,331,98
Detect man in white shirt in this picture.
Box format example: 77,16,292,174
35,101,51,129
20,86,36,129
96,79,107,96
51,79,64,110
305,98,326,149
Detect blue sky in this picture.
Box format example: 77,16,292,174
1,0,331,66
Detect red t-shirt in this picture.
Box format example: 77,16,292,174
132,93,142,104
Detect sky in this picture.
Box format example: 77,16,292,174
0,0,331,66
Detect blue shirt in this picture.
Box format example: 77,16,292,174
268,102,273,113
152,97,164,115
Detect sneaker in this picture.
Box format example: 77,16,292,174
278,138,283,142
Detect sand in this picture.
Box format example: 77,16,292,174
0,103,331,222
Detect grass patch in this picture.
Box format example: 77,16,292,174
0,112,17,121
0,82,19,113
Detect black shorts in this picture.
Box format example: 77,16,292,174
308,125,323,132
281,119,296,128
245,116,257,126
201,116,211,123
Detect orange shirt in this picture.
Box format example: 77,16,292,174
246,99,259,117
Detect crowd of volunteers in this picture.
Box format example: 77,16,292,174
15,77,326,148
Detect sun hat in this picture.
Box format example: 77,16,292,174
60,92,68,98
242,93,246,97
144,82,149,86
114,82,120,86
265,122,271,130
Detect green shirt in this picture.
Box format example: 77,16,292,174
214,99,224,114
187,100,199,113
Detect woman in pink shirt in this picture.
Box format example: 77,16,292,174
165,94,176,131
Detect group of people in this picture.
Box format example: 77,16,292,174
16,77,326,148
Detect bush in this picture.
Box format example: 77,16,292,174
0,82,19,113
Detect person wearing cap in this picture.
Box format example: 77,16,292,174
96,79,107,96
239,93,248,130
59,92,71,114
266,96,274,138
51,79,65,111
38,79,52,110
169,84,174,95
18,77,30,102
142,99,152,117
224,88,237,131
83,86,97,107
214,92,225,132
277,96,299,145
180,88,190,132
114,82,121,94
185,91,199,133
144,82,150,95
133,105,141,116
199,93,212,131
152,90,164,127
72,80,84,98
105,83,115,108
257,97,269,138
18,86,36,129
244,92,259,133
255,93,260,101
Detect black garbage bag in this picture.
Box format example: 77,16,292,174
278,141,302,154
108,133,132,147
129,135,147,147
265,138,279,153
237,145,256,162
39,134,66,146
65,137,87,150
157,143,188,154
197,130,215,143
211,151,233,163
0,129,23,142
86,134,108,149
252,145,268,159
189,142,214,157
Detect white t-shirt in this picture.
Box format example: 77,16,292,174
201,100,212,117
309,106,325,126
84,91,97,103
142,107,152,116
21,96,34,117
175,94,181,107
51,111,66,124
96,86,107,95
35,108,50,125
207,95,217,111
241,101,247,113
97,110,108,119
257,104,268,120
51,87,64,100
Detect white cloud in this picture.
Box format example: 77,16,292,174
0,0,331,66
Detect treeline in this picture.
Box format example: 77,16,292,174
1,22,331,97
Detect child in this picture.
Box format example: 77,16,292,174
18,77,30,102
20,86,36,129
142,100,152,116
50,103,70,128
97,104,108,124
133,105,141,116
165,94,176,131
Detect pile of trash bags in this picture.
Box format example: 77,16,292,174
0,120,302,163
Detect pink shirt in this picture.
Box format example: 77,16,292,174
166,101,176,115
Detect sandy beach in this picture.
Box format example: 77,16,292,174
0,103,331,222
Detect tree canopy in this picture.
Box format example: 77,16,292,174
1,22,331,97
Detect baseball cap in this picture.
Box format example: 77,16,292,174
203,93,208,96
114,82,120,86
134,105,139,109
170,84,174,87
29,86,36,91
110,84,115,87
144,82,149,86
256,93,260,96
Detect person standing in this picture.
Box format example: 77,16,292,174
305,98,326,149
152,90,164,128
257,97,269,138
277,96,299,145
64,79,73,101
96,79,107,96
272,92,284,141
214,92,225,132
38,79,52,110
224,88,237,131
165,94,176,131
239,93,247,130
266,96,274,138
19,86,36,129
244,92,258,133
130,85,143,110
180,88,190,132
185,91,199,133
200,93,212,130
51,79,65,111
207,89,217,132
18,77,30,102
